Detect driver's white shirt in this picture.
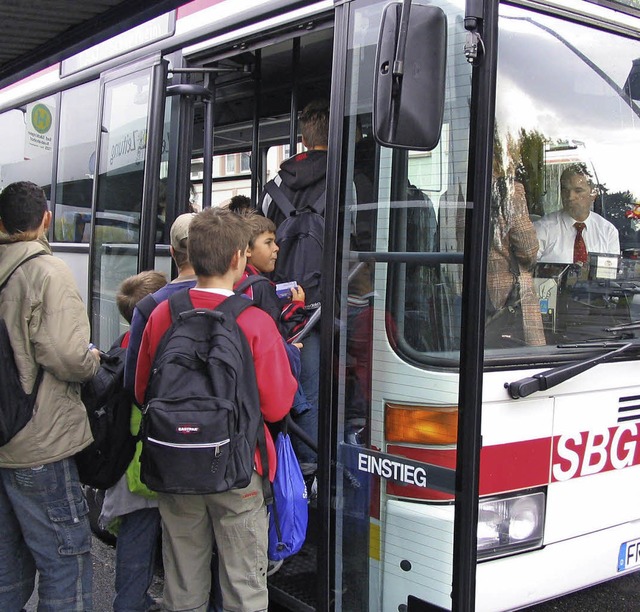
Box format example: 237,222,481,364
533,210,620,263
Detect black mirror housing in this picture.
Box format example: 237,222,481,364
373,2,447,151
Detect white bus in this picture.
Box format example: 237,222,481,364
1,0,640,609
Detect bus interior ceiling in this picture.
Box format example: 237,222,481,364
184,25,334,158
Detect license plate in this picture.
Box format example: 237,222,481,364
618,538,640,572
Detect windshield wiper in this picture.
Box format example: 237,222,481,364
605,321,640,332
505,341,640,399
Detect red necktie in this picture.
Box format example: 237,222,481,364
573,222,588,264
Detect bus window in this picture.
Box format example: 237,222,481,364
489,4,640,354
0,95,56,197
190,152,251,208
54,80,100,243
345,5,469,367
91,68,153,347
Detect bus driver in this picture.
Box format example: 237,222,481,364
534,163,620,263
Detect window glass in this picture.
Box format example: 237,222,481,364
54,81,100,242
0,96,56,198
91,71,150,348
489,5,640,352
334,0,469,608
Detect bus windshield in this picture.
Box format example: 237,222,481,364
485,4,640,359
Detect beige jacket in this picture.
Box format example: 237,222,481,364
0,237,99,467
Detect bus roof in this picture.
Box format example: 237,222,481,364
0,0,186,90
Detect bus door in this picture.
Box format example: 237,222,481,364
322,0,479,610
90,56,169,348
174,13,335,609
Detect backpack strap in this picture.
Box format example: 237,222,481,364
167,288,195,323
308,189,326,216
264,181,327,217
265,181,296,218
234,274,271,296
0,251,47,293
0,251,47,401
135,293,158,326
266,179,325,218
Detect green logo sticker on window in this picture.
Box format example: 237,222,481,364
31,104,52,134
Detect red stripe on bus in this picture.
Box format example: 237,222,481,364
386,438,552,500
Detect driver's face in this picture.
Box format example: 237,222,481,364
561,173,595,223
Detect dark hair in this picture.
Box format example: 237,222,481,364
229,195,251,215
0,181,48,237
116,270,167,323
300,99,329,148
560,162,594,185
188,207,251,277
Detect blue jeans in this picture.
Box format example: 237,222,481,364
114,508,161,612
293,328,319,471
0,458,92,611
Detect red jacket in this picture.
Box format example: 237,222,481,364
135,288,296,481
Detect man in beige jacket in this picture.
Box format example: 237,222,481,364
0,181,100,611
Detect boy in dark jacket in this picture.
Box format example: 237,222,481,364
258,100,329,480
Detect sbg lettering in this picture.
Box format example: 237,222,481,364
552,424,638,481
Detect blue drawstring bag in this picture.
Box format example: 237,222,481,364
268,431,309,561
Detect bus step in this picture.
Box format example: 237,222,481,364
268,543,317,611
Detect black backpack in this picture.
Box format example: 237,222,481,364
0,252,46,446
140,289,270,496
75,334,137,490
266,181,324,309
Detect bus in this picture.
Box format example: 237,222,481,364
1,0,640,609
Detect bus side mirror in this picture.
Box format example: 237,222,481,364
373,2,447,151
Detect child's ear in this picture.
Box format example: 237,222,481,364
41,210,52,234
231,248,247,271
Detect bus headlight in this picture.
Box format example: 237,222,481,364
477,490,545,560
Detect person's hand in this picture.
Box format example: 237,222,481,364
291,286,305,303
292,342,303,350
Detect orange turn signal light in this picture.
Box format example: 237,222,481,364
385,403,458,445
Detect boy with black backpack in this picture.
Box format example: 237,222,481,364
99,270,167,612
135,207,297,612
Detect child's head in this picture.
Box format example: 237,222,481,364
116,270,167,324
228,194,251,215
245,214,279,274
188,207,251,278
0,181,50,241
169,213,196,269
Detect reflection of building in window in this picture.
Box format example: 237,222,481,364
225,155,236,174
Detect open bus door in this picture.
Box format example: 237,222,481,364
308,0,492,609
154,0,489,608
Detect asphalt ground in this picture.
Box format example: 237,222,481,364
22,535,640,611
